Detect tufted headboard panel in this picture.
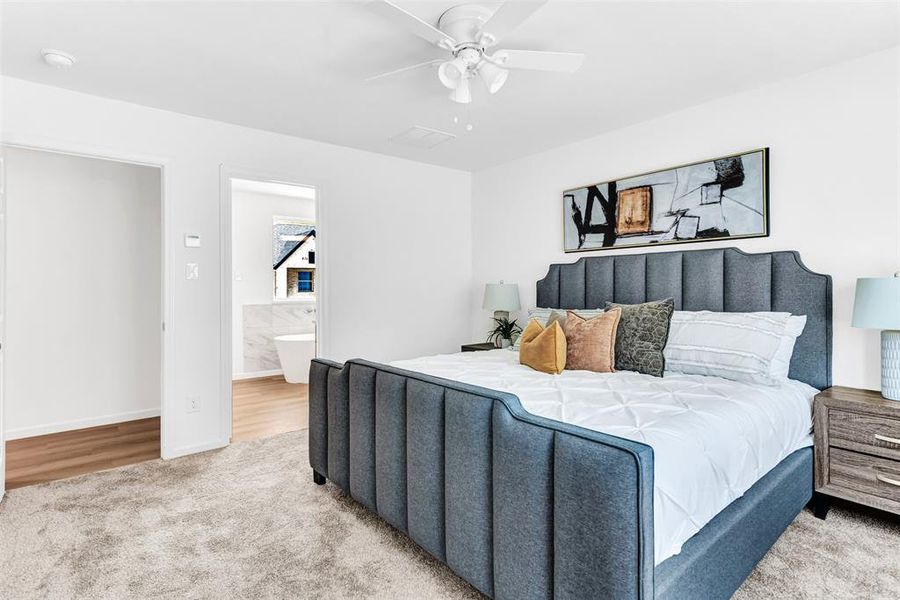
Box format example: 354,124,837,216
536,247,832,389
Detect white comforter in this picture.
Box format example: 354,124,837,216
391,349,816,565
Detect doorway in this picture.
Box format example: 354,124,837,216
226,175,319,443
2,146,165,489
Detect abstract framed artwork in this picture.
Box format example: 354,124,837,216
563,148,769,252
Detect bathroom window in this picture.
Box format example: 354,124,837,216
273,216,316,300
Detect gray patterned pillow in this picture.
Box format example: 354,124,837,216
605,298,675,377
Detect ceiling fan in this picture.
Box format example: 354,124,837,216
366,0,585,104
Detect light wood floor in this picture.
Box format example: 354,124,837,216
5,376,308,490
231,376,308,442
5,417,161,490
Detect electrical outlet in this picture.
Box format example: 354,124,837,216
187,394,200,413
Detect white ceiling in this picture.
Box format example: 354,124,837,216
2,1,898,171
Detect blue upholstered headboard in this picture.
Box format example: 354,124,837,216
536,247,832,390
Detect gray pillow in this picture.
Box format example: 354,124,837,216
544,310,567,331
512,307,605,350
605,298,675,377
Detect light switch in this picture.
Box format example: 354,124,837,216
185,263,199,280
184,234,201,248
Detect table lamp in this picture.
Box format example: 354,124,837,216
852,274,900,400
482,281,520,321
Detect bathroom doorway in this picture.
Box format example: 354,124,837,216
224,173,320,443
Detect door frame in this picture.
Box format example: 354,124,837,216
218,165,327,445
0,135,173,479
0,152,5,498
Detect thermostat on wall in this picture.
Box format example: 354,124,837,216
184,234,201,248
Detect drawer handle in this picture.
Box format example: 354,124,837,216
875,471,900,488
875,434,900,446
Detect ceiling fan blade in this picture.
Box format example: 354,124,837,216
496,49,585,73
365,59,444,82
367,0,457,48
481,0,548,43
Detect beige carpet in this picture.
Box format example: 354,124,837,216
1,430,897,599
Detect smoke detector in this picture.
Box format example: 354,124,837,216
41,49,76,69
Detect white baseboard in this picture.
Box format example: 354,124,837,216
232,369,283,381
163,437,228,460
5,408,161,440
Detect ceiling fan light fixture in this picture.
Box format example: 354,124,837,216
449,75,472,104
366,0,584,105
438,56,468,89
478,60,509,94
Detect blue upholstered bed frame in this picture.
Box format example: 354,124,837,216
309,247,832,599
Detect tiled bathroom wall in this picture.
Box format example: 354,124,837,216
243,302,316,373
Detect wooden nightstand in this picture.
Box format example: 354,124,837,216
461,342,497,352
814,386,900,519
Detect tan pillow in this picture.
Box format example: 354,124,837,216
564,308,622,372
519,318,567,375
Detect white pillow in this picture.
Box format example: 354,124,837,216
663,311,807,386
511,307,606,350
770,315,807,381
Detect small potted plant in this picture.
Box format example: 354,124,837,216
487,316,522,349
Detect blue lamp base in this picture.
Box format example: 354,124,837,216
883,330,900,401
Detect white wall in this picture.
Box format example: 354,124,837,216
4,147,161,438
231,188,315,376
2,77,472,458
471,48,900,390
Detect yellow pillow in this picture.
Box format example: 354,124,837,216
519,318,567,375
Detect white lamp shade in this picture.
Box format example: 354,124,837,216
482,282,520,312
478,61,508,94
449,75,472,104
438,57,467,89
852,276,900,330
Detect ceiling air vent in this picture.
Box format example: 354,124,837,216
389,126,456,149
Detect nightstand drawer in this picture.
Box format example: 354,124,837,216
829,448,900,504
829,409,900,461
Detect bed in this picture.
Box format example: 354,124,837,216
308,247,832,599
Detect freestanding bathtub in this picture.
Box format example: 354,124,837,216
274,333,316,383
